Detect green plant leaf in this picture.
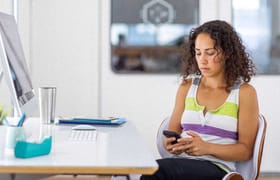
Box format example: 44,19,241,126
0,105,3,116
0,107,11,125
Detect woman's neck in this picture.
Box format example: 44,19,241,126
200,76,226,90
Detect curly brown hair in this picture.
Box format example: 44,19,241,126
181,20,256,91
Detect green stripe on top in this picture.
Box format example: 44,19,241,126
209,102,238,118
185,97,204,111
185,97,238,118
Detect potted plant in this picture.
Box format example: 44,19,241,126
0,105,11,125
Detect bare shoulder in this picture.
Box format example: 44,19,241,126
178,79,192,94
239,83,257,98
174,78,192,105
239,82,259,113
180,78,192,88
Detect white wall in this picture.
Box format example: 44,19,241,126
251,76,280,172
0,0,279,173
20,0,100,118
0,0,12,14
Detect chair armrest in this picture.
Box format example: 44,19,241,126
222,172,243,180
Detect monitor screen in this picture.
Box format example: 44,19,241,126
0,12,38,117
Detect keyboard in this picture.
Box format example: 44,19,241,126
68,130,97,141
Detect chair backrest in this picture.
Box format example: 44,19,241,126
156,114,267,180
156,116,172,158
235,114,267,180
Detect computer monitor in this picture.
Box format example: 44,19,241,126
0,12,38,117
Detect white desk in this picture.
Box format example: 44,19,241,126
0,118,158,175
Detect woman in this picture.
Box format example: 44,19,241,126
141,20,259,180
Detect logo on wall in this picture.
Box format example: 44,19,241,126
141,0,176,25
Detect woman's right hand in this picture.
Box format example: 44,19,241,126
164,137,184,155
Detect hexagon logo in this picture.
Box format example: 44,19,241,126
141,0,176,25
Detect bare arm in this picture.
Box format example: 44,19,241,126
168,79,192,133
164,80,191,153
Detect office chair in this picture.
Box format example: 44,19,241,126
156,114,267,180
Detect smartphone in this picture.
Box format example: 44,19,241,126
163,130,181,144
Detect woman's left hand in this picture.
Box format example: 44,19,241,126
176,131,209,156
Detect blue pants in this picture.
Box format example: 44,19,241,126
140,158,227,180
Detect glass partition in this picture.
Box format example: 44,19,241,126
110,0,199,73
233,0,280,74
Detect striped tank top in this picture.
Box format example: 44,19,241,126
179,75,241,171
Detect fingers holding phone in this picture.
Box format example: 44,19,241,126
163,130,181,144
163,130,183,154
